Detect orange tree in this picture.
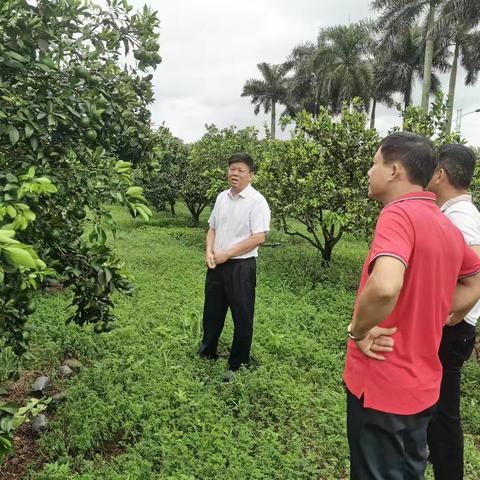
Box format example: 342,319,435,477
182,125,260,226
257,101,380,263
135,126,189,215
0,0,161,355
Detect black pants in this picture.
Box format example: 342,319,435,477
427,320,476,480
347,389,434,480
198,257,256,370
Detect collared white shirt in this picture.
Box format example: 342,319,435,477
441,193,480,326
208,184,270,259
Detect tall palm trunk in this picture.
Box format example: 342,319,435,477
271,100,276,139
446,42,459,134
370,97,377,129
421,1,436,113
404,72,414,109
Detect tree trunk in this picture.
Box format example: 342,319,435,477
169,200,176,215
320,227,344,265
446,42,459,134
191,211,200,227
370,97,377,129
421,1,436,113
271,100,276,139
184,201,200,226
404,72,413,109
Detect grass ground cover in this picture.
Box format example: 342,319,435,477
4,205,480,479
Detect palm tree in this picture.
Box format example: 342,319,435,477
438,1,480,132
369,50,395,128
375,25,448,110
372,0,445,113
313,22,374,114
442,0,480,25
284,24,398,127
283,42,322,117
241,62,292,139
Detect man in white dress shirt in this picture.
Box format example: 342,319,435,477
198,153,271,382
427,144,480,480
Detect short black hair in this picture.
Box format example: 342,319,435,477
437,144,476,189
228,152,255,172
379,132,437,188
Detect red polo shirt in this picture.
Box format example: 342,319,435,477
344,192,480,415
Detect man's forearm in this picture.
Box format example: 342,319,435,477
351,281,399,338
450,276,480,315
206,228,215,253
224,233,265,258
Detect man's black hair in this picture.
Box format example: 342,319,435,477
379,132,437,188
437,144,477,190
228,152,255,172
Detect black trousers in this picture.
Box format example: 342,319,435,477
347,389,434,480
198,257,256,370
427,320,476,480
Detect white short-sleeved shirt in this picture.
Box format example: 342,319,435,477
442,194,480,326
208,184,271,259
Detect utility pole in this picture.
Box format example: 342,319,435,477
454,109,462,132
455,108,480,134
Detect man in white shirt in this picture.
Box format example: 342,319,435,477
427,144,480,480
198,153,271,382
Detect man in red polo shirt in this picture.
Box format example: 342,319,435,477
344,132,480,479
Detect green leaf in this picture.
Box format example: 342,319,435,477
3,246,37,269
133,203,151,221
6,206,16,218
37,63,51,73
23,209,36,221
20,166,35,180
0,434,13,451
25,124,34,138
0,402,18,414
126,186,143,198
0,416,14,432
30,136,38,151
35,259,46,269
115,160,132,169
38,38,49,52
0,230,17,239
137,203,152,217
8,126,19,145
12,414,27,428
5,50,28,63
65,105,81,118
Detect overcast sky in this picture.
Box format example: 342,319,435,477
128,0,479,146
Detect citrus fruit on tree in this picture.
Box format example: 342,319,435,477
93,322,104,333
88,75,101,86
23,298,37,315
80,115,91,128
72,206,87,220
97,95,108,107
47,228,61,241
85,129,97,141
74,65,89,79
